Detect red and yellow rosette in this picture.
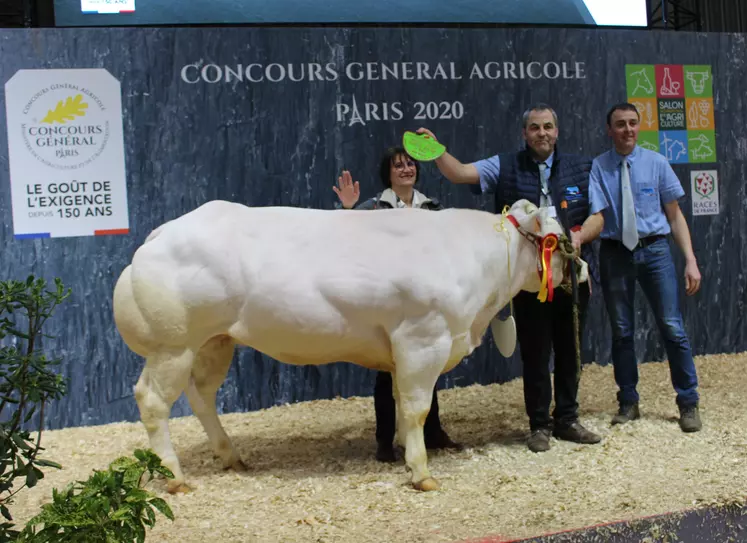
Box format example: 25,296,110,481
537,234,559,302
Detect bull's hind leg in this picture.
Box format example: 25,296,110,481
184,335,246,472
134,348,195,494
391,315,451,492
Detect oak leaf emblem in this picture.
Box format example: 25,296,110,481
41,94,89,124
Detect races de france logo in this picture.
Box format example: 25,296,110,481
694,171,715,199
20,84,110,170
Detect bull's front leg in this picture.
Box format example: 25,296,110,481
397,379,440,491
391,315,452,492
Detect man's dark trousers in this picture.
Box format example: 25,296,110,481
513,282,591,431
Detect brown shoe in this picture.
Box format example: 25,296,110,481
679,405,702,433
527,428,552,453
553,421,602,444
611,403,640,425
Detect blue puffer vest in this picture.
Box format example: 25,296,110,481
494,145,595,281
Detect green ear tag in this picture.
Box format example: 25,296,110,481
402,131,446,162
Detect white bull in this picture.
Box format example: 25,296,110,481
112,198,587,493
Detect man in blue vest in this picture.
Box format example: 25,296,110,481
416,103,602,452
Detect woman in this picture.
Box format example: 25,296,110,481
333,146,462,462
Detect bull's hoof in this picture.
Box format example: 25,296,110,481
167,482,192,494
413,477,440,492
224,458,249,472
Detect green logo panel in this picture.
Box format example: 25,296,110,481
625,65,656,98
637,131,661,153
684,65,713,98
687,130,717,163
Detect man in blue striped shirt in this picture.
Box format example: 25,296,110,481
584,102,703,432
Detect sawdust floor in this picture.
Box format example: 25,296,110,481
9,352,747,542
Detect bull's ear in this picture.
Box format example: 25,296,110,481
509,199,530,219
515,201,540,233
531,206,547,234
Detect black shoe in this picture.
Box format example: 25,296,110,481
375,443,397,463
679,404,702,433
527,428,552,453
553,421,602,444
611,403,640,425
425,430,464,451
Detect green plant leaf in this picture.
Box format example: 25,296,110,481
25,465,41,488
154,465,175,479
123,466,145,488
124,489,149,503
148,497,174,521
109,456,136,473
110,506,132,521
143,503,156,527
134,520,146,543
11,433,32,451
34,459,62,470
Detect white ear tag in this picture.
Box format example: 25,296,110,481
491,315,517,358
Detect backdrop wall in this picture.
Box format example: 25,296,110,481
1,26,744,430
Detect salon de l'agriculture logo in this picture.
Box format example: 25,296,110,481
625,64,716,165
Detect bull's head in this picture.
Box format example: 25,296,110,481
505,199,588,299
